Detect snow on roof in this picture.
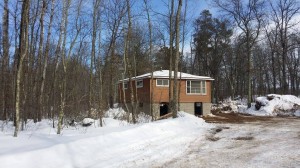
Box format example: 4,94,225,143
120,70,214,82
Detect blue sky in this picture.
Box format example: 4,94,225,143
146,0,217,54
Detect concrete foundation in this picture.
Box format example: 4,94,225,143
121,102,211,119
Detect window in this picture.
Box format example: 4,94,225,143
186,80,206,95
136,80,143,88
123,82,128,89
156,79,169,87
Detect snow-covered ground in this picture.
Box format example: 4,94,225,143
0,110,299,168
0,112,212,168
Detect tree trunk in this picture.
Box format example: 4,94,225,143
57,0,71,134
96,3,103,127
1,0,10,121
247,34,252,108
172,0,182,118
36,0,47,122
126,0,137,123
168,0,174,114
40,0,55,123
178,0,187,110
89,0,101,117
143,0,154,121
14,0,30,137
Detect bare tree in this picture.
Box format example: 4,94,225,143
178,0,188,110
126,0,137,123
103,0,127,108
143,0,154,121
269,0,300,94
89,0,102,117
57,0,72,134
36,0,47,122
213,0,265,107
168,0,174,114
90,0,104,126
1,0,10,122
14,0,30,137
40,0,55,122
171,0,182,118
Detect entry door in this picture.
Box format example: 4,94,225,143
160,102,169,116
194,102,203,116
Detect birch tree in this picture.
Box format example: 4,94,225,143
143,0,154,120
14,0,30,137
39,0,55,122
89,0,102,117
57,0,71,134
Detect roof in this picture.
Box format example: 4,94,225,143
119,70,214,82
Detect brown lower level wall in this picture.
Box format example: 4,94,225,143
121,102,211,119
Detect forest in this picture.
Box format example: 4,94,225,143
0,0,299,136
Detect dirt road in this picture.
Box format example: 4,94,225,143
161,115,300,168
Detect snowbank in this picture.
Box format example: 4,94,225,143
0,112,212,168
241,94,300,116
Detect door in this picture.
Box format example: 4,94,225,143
160,102,169,116
194,102,202,116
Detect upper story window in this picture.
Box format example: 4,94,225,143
123,82,128,89
156,79,169,87
136,80,143,88
186,80,206,95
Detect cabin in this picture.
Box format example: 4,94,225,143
118,70,214,118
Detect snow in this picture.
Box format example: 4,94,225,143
240,94,300,116
218,94,300,117
120,70,214,81
105,107,127,119
1,108,299,167
82,118,94,125
295,110,300,117
0,112,212,168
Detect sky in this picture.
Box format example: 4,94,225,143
135,0,216,54
147,0,217,54
0,0,218,57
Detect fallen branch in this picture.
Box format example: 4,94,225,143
157,113,173,120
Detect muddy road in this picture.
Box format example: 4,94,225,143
160,115,300,168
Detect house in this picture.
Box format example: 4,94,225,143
118,70,214,118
